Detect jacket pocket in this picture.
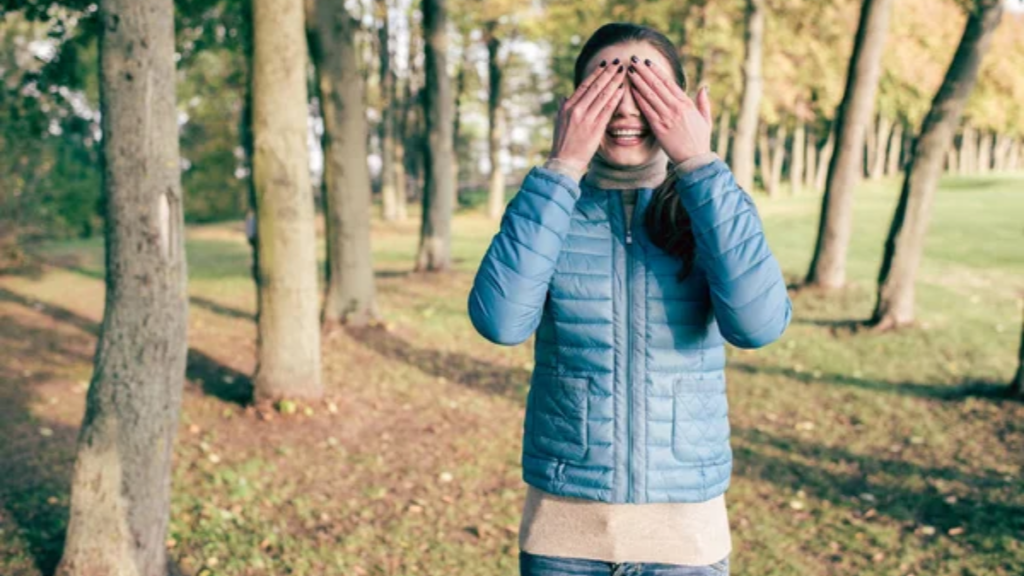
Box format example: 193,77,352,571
671,373,728,462
527,373,590,462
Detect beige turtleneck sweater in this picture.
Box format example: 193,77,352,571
519,151,731,566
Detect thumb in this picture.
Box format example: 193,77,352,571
696,86,713,126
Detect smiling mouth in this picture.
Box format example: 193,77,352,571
606,127,650,146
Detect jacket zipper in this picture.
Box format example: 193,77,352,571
623,192,633,503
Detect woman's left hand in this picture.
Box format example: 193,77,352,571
626,56,713,164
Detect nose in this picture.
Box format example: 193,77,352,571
614,84,642,119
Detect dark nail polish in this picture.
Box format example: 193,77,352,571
628,65,636,74
631,55,639,63
599,59,607,67
644,58,652,67
612,58,620,65
617,65,624,73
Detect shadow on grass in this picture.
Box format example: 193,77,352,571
0,315,85,575
733,425,1023,549
730,361,1019,403
346,325,532,400
0,288,246,574
0,288,253,405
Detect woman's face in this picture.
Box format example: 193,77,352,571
580,41,678,167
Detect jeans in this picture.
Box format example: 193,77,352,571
520,551,730,576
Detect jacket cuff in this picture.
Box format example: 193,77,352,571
672,152,720,177
542,158,587,183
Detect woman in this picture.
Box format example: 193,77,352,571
468,23,792,576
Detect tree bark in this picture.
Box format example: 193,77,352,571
871,0,1004,330
870,115,893,179
770,125,787,197
415,0,454,271
815,124,836,192
885,121,903,176
946,146,958,174
790,120,805,195
55,1,187,574
716,109,731,162
251,0,323,399
377,0,399,221
308,0,380,327
486,24,506,220
976,130,993,174
757,123,772,194
805,127,817,191
804,0,893,289
732,0,764,191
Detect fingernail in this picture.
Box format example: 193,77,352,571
599,59,607,67
612,58,620,65
618,65,624,73
644,58,652,67
628,65,636,74
630,55,639,63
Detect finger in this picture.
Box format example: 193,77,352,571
630,84,663,127
567,59,617,107
577,63,624,111
627,64,672,117
591,81,626,122
696,86,713,125
631,55,688,103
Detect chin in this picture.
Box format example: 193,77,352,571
599,138,662,167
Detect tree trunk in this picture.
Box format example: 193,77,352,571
946,146,958,174
308,0,380,328
871,0,1004,330
486,24,506,220
804,0,893,289
378,0,399,222
815,125,836,192
757,123,772,195
870,115,892,179
55,0,187,574
960,124,976,174
976,130,993,174
770,125,787,197
864,113,877,177
1009,138,1021,172
453,46,468,205
885,121,903,176
1012,309,1024,397
804,127,817,191
731,0,764,191
992,133,1011,171
251,0,323,399
790,120,805,195
415,0,454,271
716,109,731,161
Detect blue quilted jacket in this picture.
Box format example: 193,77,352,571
467,159,792,504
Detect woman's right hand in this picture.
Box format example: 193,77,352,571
548,61,626,174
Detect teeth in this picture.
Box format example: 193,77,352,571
610,129,644,137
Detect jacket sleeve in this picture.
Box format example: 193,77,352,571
467,166,581,346
675,159,792,349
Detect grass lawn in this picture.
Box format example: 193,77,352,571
0,172,1022,576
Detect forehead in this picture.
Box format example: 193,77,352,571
581,41,673,78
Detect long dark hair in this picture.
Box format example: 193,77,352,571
574,23,697,281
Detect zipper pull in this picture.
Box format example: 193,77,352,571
626,228,633,244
